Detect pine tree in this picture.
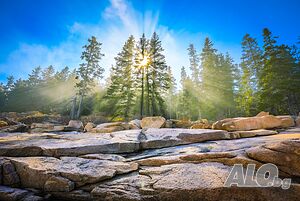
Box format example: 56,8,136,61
75,36,104,118
237,34,262,116
148,32,171,116
218,53,237,117
260,28,298,114
55,66,70,81
200,37,219,119
27,67,42,86
105,35,136,120
165,66,177,119
178,66,192,119
42,65,55,81
187,44,200,85
134,33,149,118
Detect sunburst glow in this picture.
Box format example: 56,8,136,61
140,55,149,66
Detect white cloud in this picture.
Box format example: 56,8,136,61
0,0,240,84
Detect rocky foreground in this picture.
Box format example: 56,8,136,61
0,125,300,201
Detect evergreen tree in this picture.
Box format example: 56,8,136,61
237,34,262,116
148,32,171,116
177,66,192,119
42,65,55,81
27,67,42,86
134,33,148,118
75,36,104,118
104,35,136,120
55,66,70,81
187,44,200,85
259,28,298,114
165,66,177,119
218,53,237,117
200,37,219,119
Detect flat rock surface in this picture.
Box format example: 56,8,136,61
0,129,231,157
1,128,300,200
8,156,138,189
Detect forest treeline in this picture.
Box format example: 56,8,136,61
0,28,299,121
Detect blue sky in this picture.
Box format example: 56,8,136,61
0,0,300,83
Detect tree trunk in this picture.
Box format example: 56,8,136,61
70,96,77,120
140,68,144,119
76,95,83,119
146,71,150,116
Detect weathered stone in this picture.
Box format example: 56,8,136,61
0,120,8,127
68,120,83,129
0,123,28,133
51,189,92,201
190,122,211,129
91,162,300,201
80,153,126,161
0,185,43,201
164,119,174,128
9,156,139,188
214,115,282,131
276,115,295,128
256,111,269,117
0,132,141,157
0,185,29,201
212,118,235,130
91,122,130,133
247,139,300,177
136,152,236,166
141,116,166,128
44,176,75,192
173,119,192,128
129,119,141,129
30,122,65,133
91,172,152,201
84,122,95,132
229,129,277,138
1,159,20,187
140,128,230,149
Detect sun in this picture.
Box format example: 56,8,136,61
140,55,149,66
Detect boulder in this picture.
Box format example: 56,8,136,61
276,115,295,128
256,111,269,117
213,115,282,131
190,120,211,129
164,120,174,128
129,119,141,129
173,119,192,128
212,118,235,130
84,122,95,132
0,120,8,128
1,159,20,187
141,116,166,129
91,122,130,133
67,120,83,130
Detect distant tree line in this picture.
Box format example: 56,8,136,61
0,28,299,120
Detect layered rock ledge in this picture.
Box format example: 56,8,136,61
0,128,300,200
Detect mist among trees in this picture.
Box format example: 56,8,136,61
0,28,299,121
